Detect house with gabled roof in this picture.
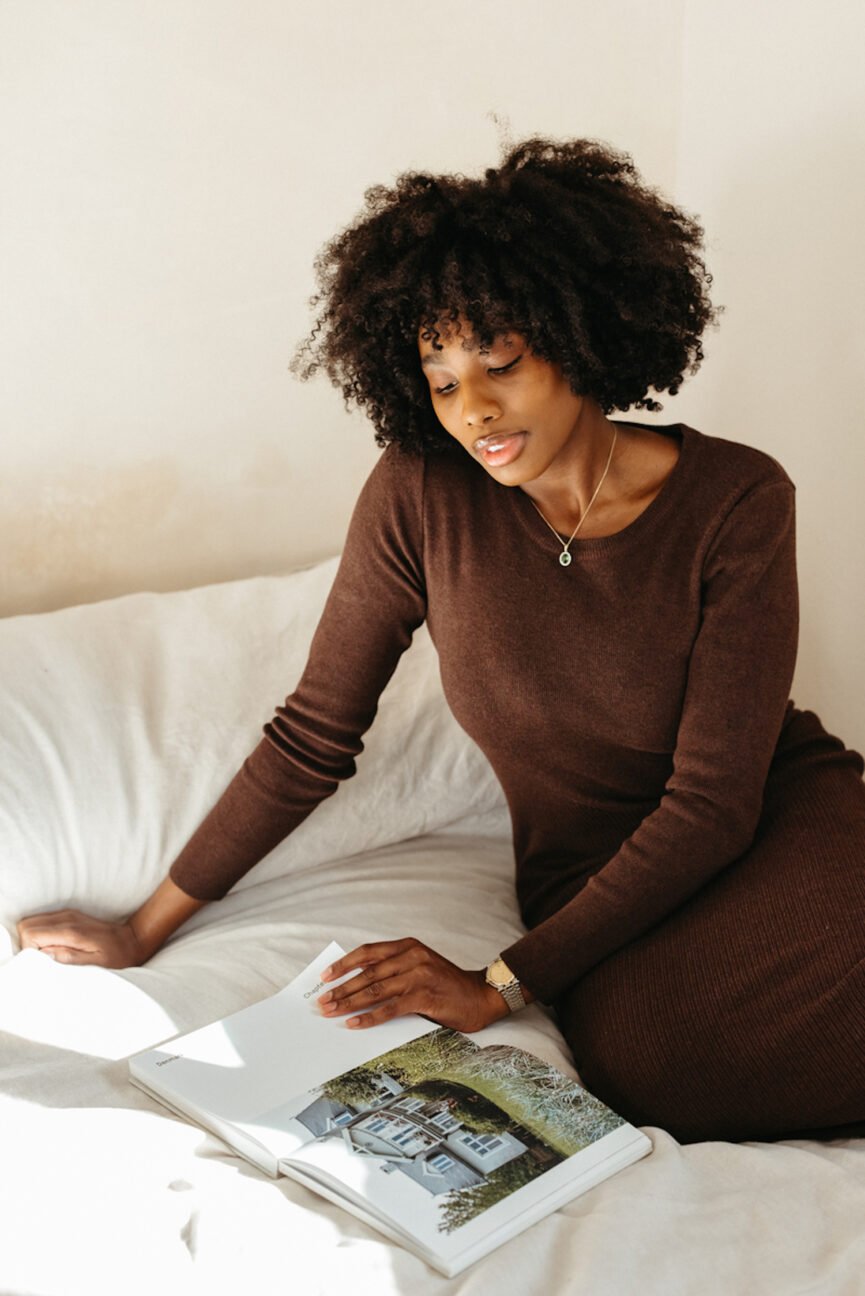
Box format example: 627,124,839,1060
294,1072,528,1196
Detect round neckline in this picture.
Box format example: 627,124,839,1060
511,420,692,557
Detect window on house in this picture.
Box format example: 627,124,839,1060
428,1153,455,1172
458,1133,504,1156
392,1128,427,1149
431,1112,459,1131
395,1097,424,1112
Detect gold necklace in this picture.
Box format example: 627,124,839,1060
527,426,618,567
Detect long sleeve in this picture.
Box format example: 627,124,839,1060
501,478,799,1002
169,447,427,901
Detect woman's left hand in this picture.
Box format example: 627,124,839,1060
317,937,510,1033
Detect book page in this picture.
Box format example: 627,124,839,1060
129,943,436,1161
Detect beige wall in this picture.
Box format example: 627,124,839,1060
2,0,863,748
666,0,865,750
0,0,683,613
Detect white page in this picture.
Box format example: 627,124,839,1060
129,943,435,1133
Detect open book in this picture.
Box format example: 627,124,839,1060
129,943,651,1277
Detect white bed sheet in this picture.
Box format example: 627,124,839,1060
3,831,865,1296
2,566,863,1295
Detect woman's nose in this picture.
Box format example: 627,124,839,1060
461,385,502,428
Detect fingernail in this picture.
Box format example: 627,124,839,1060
346,1017,361,1029
321,965,333,980
318,990,332,1004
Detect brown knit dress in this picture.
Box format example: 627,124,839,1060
170,423,865,1143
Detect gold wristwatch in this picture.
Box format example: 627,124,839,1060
484,957,526,1013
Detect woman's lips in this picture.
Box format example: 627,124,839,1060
473,430,528,467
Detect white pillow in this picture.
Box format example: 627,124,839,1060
0,559,506,930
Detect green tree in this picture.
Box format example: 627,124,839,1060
361,1028,477,1086
320,1067,386,1110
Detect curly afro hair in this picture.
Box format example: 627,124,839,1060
293,137,722,454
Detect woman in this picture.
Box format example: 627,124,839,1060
19,138,865,1144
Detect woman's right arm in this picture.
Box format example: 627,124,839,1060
17,446,428,967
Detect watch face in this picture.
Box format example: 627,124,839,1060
487,958,514,988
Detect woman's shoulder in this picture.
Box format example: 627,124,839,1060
338,444,429,573
353,442,428,514
670,424,797,559
680,423,795,493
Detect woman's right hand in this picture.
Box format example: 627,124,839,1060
17,909,146,967
17,878,207,968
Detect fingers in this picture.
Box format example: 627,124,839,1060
340,999,404,1029
14,918,95,962
34,945,95,965
19,910,87,934
320,939,425,1005
319,938,424,1025
320,938,422,984
320,968,416,1024
17,916,95,953
19,909,86,929
17,925,40,950
318,938,464,1029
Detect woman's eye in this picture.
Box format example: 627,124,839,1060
488,355,522,376
431,353,522,395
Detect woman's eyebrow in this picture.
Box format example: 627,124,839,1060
421,338,516,368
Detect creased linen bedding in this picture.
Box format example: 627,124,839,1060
2,563,864,1296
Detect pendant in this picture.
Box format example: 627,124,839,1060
559,550,572,567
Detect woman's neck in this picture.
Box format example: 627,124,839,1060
519,414,621,535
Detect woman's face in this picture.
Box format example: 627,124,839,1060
417,322,589,487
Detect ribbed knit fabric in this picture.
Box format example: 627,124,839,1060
560,724,865,1141
169,422,865,1141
